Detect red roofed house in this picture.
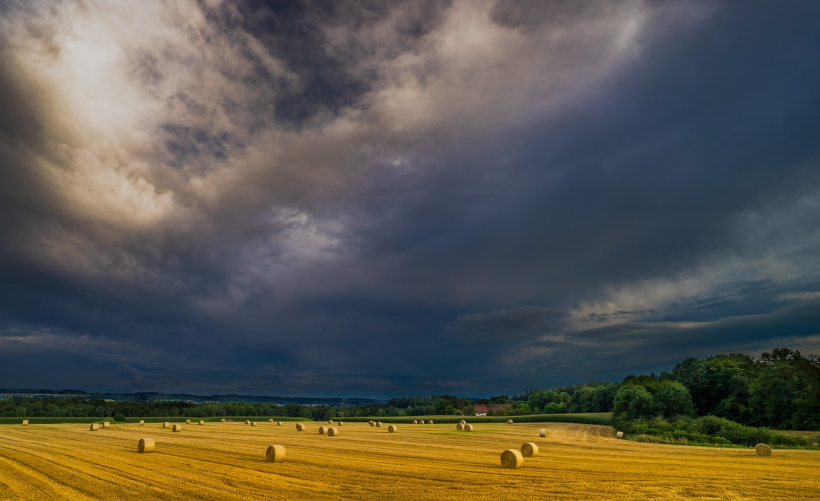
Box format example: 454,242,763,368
474,403,511,416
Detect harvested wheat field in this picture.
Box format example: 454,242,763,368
0,422,817,500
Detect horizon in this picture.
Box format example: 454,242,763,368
2,1,820,397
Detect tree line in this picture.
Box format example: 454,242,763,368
3,348,817,435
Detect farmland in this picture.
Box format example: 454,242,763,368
1,421,817,500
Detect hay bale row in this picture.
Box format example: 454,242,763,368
501,449,523,468
521,442,539,457
138,438,155,453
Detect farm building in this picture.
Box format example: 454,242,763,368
474,403,511,416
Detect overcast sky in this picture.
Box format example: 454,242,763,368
1,0,819,398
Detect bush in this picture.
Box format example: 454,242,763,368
617,414,781,447
113,414,126,422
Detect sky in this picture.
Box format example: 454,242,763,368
1,0,819,398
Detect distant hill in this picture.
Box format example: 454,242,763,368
0,389,381,407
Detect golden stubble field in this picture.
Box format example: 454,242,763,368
0,421,817,500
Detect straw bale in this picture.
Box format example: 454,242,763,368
138,438,155,453
266,444,286,462
521,442,539,457
501,449,524,468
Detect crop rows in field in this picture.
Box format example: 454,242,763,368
0,421,817,500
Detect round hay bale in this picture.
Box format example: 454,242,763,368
163,422,170,429
266,444,286,463
328,420,333,424
413,420,418,424
296,423,305,431
369,421,375,427
418,420,424,425
172,424,182,432
521,442,539,457
464,424,474,432
756,443,772,456
506,419,513,424
251,422,256,427
501,449,524,468
616,431,624,439
539,429,547,438
388,425,397,433
427,420,433,425
269,419,274,423
456,423,464,430
89,423,99,431
245,420,250,425
103,422,110,429
277,421,282,426
139,420,145,425
186,419,191,425
338,422,344,426
459,420,466,425
328,427,339,437
318,426,326,435
221,418,226,423
376,422,382,427
138,438,155,453
199,420,204,425
22,420,28,426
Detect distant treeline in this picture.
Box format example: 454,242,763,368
0,390,379,407
2,348,817,435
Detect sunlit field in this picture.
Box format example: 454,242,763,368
1,421,817,500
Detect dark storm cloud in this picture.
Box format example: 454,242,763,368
0,0,819,397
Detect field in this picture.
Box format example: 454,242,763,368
1,421,817,500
